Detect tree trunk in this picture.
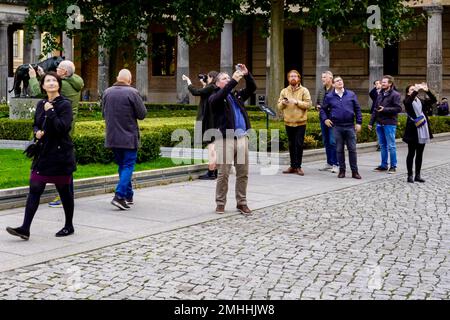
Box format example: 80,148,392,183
268,0,284,119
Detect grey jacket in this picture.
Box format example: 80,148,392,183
102,82,147,149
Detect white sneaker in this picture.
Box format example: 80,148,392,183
318,164,333,171
331,165,339,173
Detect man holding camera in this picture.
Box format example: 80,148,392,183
208,64,256,215
277,70,312,176
368,75,402,174
182,71,219,180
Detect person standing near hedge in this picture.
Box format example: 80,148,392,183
403,83,436,183
208,64,256,215
368,75,402,174
320,76,362,179
277,70,312,176
182,71,218,180
102,69,147,210
29,60,84,208
6,72,76,240
316,70,338,173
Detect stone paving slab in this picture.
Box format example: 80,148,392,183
0,140,449,282
0,161,448,299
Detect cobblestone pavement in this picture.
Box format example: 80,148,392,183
0,164,449,300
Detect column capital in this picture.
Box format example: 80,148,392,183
224,19,233,24
424,5,443,14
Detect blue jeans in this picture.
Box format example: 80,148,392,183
333,126,358,172
376,124,397,168
320,121,338,166
112,148,137,199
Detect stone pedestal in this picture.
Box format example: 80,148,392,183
9,98,41,119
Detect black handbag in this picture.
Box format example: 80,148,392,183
23,139,44,158
24,114,47,159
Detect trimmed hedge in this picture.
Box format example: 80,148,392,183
72,132,162,164
0,119,34,140
1,113,450,164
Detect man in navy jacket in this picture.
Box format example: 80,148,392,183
320,76,362,179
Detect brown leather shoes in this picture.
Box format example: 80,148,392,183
237,205,252,215
352,171,362,179
296,168,304,176
282,167,297,174
338,170,345,178
216,205,225,214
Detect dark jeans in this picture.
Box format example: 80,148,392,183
22,180,74,232
320,120,338,166
285,125,306,169
333,126,358,172
406,143,425,176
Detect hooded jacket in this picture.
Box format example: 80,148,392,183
31,95,76,176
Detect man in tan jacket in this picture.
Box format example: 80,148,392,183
277,70,312,175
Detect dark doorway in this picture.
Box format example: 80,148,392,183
284,29,303,86
383,43,399,76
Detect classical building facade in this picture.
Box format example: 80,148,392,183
1,1,449,107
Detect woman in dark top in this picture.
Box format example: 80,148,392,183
402,83,436,183
6,72,76,240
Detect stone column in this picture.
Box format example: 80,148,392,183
136,32,149,101
97,45,109,100
23,28,31,65
425,5,443,104
315,27,330,103
265,36,270,100
369,34,383,107
62,32,73,61
0,23,10,100
176,35,190,104
31,29,41,63
220,19,233,76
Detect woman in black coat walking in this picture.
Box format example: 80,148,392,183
403,83,436,183
6,72,76,240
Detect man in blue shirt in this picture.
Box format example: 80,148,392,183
208,64,256,215
321,76,363,179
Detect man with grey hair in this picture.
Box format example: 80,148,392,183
102,69,147,210
316,70,338,173
29,59,84,119
208,64,256,215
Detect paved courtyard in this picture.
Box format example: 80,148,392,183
0,161,448,300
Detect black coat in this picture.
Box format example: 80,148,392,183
208,73,256,138
188,83,217,134
369,88,402,126
369,87,380,114
31,96,76,176
402,90,436,144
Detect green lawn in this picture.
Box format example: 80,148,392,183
0,150,190,189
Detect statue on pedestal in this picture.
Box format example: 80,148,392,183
8,56,65,98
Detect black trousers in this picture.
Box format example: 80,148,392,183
285,125,306,169
406,143,425,176
21,180,74,232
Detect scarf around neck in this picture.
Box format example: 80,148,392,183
412,98,430,144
